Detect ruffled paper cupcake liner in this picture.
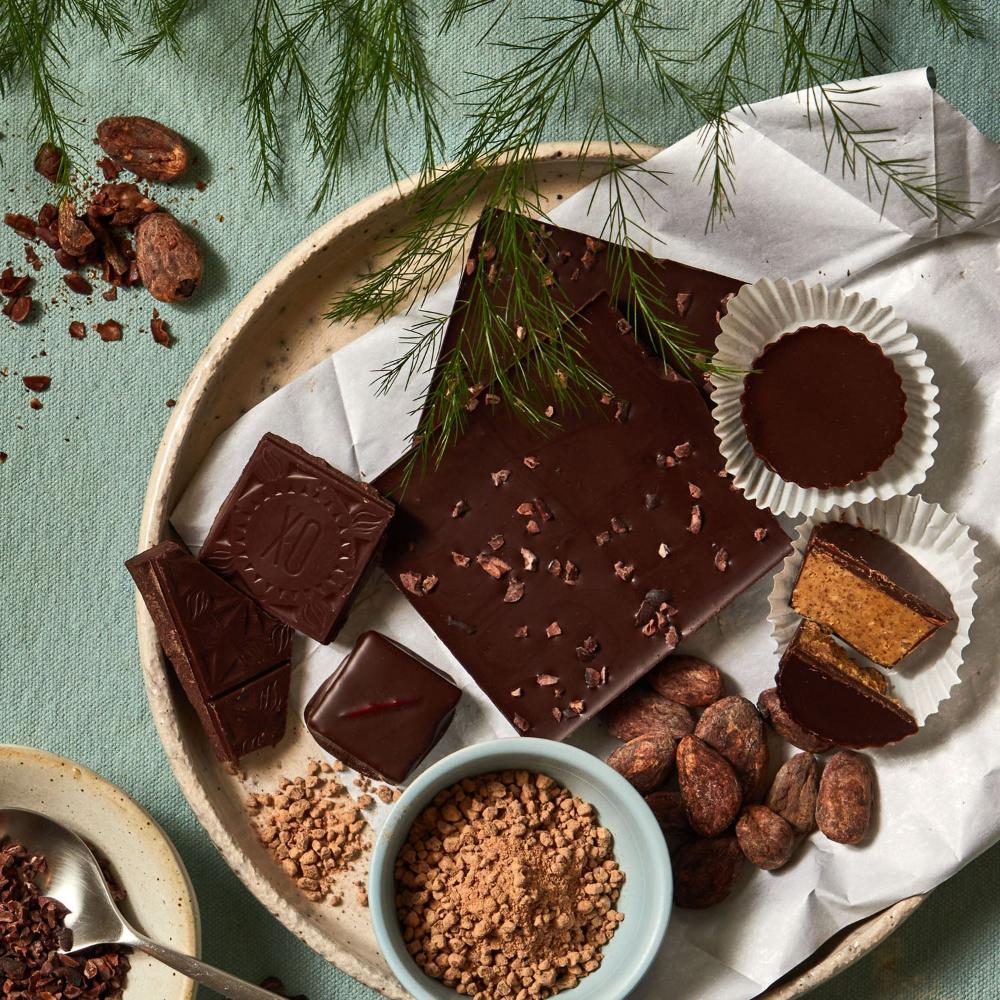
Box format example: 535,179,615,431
767,495,979,727
711,277,940,518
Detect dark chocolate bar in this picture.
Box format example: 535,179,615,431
127,540,293,763
304,630,461,783
378,292,790,739
199,433,395,644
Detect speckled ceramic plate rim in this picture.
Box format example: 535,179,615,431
135,142,926,1000
0,743,199,1000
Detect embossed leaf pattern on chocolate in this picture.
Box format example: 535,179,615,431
201,541,234,574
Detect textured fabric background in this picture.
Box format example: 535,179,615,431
2,3,998,998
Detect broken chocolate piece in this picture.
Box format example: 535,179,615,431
776,620,918,749
791,521,953,667
126,540,292,764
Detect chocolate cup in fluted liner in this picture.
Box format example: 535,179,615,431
711,277,939,518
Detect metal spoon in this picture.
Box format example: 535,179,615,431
0,807,285,1000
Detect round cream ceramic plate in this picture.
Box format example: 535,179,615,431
0,744,199,1000
136,143,924,999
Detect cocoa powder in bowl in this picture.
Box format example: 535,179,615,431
394,770,625,999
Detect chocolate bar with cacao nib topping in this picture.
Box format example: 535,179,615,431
378,287,789,739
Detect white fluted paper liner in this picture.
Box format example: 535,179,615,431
710,277,940,517
768,495,979,726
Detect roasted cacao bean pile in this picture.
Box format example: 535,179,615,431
604,655,877,909
0,841,130,998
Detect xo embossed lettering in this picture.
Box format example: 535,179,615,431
260,508,321,576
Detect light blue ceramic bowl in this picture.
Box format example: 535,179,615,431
369,737,671,1000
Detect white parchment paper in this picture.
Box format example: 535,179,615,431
172,68,1000,999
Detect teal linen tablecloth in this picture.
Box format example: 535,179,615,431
2,3,999,997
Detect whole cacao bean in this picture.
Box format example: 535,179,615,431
96,116,189,182
766,752,820,834
816,750,875,845
735,805,795,870
676,735,742,837
695,695,769,801
673,835,744,909
644,790,689,834
135,213,203,302
648,655,723,707
757,687,833,753
607,734,675,794
604,686,693,742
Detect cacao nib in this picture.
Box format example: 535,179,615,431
22,375,50,391
64,273,93,295
69,320,87,339
151,314,172,347
34,142,65,182
94,319,123,342
4,213,36,239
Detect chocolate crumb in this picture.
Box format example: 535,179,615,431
446,615,477,635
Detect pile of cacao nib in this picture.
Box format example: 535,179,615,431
2,115,203,345
0,840,129,998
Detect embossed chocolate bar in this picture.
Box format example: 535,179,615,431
199,433,395,643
